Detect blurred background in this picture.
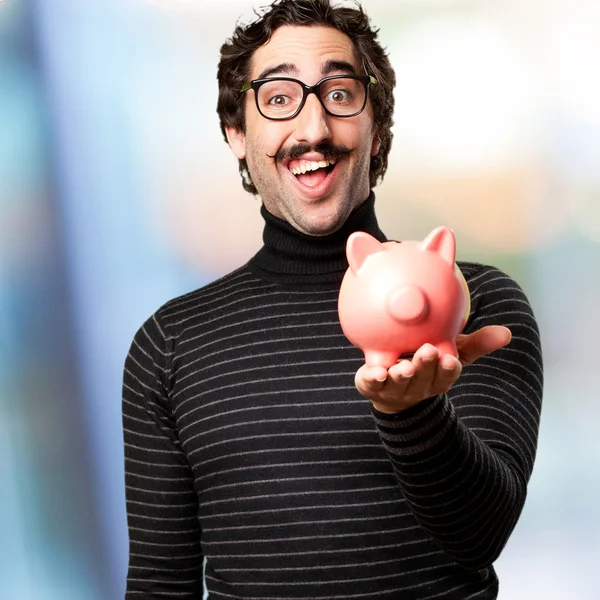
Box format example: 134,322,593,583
1,0,598,598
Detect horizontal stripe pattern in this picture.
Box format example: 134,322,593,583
123,259,542,599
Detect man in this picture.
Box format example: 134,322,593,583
122,1,543,598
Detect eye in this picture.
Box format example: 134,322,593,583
326,89,351,103
267,95,291,106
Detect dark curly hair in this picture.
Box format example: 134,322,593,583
217,0,396,195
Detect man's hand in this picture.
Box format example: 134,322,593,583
355,325,512,414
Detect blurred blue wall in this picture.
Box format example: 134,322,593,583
1,0,598,598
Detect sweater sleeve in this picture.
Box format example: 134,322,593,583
372,265,543,570
123,312,204,597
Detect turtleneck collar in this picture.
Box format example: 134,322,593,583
247,192,387,285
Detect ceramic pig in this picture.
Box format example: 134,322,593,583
338,227,470,368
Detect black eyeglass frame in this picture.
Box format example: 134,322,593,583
240,74,377,121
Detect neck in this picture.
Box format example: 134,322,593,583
247,192,387,285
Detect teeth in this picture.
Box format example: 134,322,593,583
290,159,336,175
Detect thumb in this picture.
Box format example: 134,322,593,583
456,325,512,365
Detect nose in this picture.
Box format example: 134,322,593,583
293,92,332,145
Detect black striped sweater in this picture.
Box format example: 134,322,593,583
123,194,543,599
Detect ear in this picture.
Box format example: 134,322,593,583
370,130,381,156
225,126,246,160
346,231,385,274
419,226,456,266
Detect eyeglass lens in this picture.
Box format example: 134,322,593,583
256,77,366,119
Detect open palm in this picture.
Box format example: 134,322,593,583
355,326,512,413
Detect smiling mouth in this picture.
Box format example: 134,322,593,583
287,158,337,188
289,158,337,176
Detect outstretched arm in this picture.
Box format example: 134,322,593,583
355,265,543,570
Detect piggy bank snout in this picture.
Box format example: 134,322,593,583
387,285,428,323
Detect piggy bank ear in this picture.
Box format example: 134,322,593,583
420,226,456,266
346,231,386,273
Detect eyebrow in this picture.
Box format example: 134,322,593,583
256,59,358,81
257,62,298,80
322,60,357,76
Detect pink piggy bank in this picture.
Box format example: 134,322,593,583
338,227,470,368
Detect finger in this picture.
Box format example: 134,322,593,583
387,359,415,394
387,357,416,382
387,344,438,402
365,359,415,412
412,343,439,368
456,325,512,365
431,353,462,394
355,364,390,397
399,343,439,384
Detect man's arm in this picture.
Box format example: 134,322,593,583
358,265,543,570
123,313,204,597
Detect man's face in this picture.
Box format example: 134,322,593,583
226,25,380,236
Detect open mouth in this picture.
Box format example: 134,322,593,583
288,158,337,188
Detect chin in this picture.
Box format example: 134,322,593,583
301,225,340,237
293,212,346,237
297,197,362,236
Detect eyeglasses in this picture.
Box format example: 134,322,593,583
240,74,377,121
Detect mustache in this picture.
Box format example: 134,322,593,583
267,143,352,162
